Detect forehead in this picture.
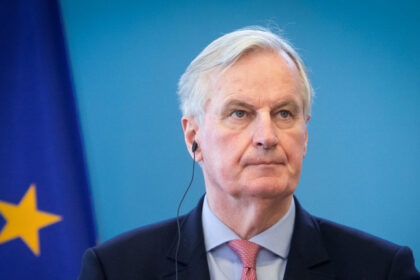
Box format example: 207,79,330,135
207,49,304,110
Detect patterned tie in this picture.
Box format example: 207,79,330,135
228,240,261,280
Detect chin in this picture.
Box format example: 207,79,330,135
241,177,296,199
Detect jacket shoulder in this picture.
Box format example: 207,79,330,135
315,216,401,253
82,217,182,280
314,216,418,277
95,216,180,260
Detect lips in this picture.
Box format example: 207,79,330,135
244,159,285,166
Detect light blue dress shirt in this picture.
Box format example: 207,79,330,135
202,196,296,280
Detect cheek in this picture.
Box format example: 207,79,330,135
283,130,307,163
202,129,248,172
200,131,226,168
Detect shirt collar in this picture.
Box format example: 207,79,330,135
202,195,295,259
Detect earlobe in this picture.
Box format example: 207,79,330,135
181,117,202,161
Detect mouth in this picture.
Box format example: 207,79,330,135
244,160,285,166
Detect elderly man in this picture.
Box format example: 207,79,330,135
79,27,419,279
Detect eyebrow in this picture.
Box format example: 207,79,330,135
221,99,301,114
271,100,301,113
222,100,255,112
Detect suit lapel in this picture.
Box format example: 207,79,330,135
284,198,336,280
163,197,210,280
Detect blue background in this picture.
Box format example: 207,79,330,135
59,0,420,268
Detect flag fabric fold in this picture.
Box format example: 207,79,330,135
0,1,96,279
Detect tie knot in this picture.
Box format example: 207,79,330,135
228,240,261,269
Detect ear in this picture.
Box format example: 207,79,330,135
181,116,203,161
303,115,310,157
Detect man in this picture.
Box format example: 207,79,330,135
79,27,419,279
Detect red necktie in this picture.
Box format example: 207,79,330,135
228,240,261,280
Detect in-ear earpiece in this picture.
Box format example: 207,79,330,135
176,139,198,280
192,141,198,153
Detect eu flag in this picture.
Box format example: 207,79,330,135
0,1,96,279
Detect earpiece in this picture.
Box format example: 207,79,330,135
192,141,198,153
176,139,198,280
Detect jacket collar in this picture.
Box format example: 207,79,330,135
164,196,210,280
284,197,336,279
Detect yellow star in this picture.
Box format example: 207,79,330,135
0,184,62,256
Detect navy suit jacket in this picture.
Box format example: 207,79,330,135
79,197,419,279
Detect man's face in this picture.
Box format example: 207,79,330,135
195,50,309,201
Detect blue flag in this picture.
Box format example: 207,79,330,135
0,1,96,279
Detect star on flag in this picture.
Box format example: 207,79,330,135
0,184,62,256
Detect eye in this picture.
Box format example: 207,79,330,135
231,110,247,119
279,110,291,119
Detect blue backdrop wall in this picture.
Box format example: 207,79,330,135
59,0,420,268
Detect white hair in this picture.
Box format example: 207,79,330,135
177,26,313,123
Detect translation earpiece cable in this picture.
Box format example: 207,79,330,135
175,147,196,280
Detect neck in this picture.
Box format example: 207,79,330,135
206,191,293,240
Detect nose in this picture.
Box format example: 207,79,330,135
252,113,279,149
